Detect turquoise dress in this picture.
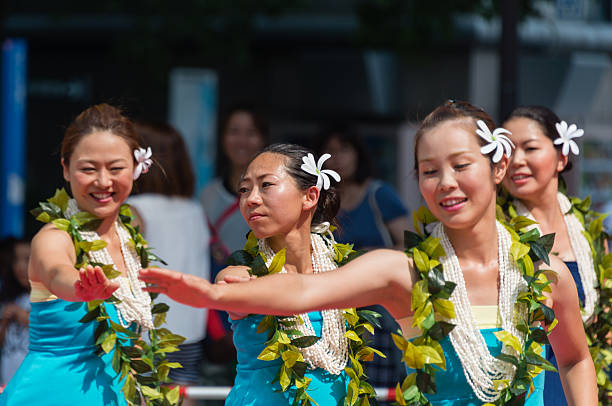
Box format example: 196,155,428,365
406,328,545,406
226,312,349,405
0,299,127,406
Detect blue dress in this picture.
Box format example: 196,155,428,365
226,312,349,405
406,328,545,406
543,261,584,406
0,299,127,406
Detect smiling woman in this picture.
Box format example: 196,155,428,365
0,104,180,406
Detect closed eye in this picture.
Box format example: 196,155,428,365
455,163,470,170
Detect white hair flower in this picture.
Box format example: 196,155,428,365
133,147,153,180
475,120,515,163
300,153,341,190
554,121,583,156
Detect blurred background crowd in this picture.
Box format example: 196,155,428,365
1,1,612,404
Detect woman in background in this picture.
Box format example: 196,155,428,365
0,237,30,385
128,121,210,404
319,127,410,394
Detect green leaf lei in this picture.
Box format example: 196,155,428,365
226,230,384,406
31,188,186,406
500,191,612,405
394,206,558,406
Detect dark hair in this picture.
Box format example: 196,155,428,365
414,100,497,174
0,237,29,303
317,124,372,184
505,105,573,173
132,121,195,197
216,105,269,183
253,143,340,228
62,103,142,167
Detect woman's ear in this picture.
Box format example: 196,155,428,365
493,155,509,185
61,158,70,183
303,186,320,211
556,152,569,173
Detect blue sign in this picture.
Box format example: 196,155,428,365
1,39,28,238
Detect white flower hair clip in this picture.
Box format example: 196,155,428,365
554,121,583,156
300,153,341,190
133,147,153,180
475,120,515,163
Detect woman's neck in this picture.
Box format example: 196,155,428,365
444,211,499,267
96,216,118,241
516,182,563,232
268,227,313,275
338,178,369,211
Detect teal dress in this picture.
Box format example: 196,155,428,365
226,312,349,405
0,299,127,406
406,328,545,406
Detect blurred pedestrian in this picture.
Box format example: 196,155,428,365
128,121,210,405
0,237,30,385
318,126,410,396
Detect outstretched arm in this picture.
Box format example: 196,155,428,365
140,249,415,319
546,257,597,406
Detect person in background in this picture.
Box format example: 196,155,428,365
319,125,410,250
128,121,209,405
318,126,410,394
0,237,30,385
200,106,269,279
199,106,268,376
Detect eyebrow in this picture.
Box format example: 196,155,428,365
239,172,278,182
75,158,129,165
418,150,474,163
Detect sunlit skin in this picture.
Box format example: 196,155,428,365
29,130,139,301
138,118,597,404
502,117,575,261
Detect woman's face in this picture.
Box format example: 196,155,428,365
62,130,134,219
322,136,358,181
417,119,505,230
239,152,316,239
502,117,566,201
223,111,265,169
13,242,30,288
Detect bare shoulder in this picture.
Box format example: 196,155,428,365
215,265,251,283
30,223,75,280
537,255,571,285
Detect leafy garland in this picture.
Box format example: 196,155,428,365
227,230,384,406
500,191,612,405
393,206,558,405
31,188,186,406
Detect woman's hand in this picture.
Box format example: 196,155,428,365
74,265,120,302
139,268,213,308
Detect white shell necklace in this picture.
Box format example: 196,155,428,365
513,192,597,321
433,221,526,403
66,199,154,330
258,233,348,375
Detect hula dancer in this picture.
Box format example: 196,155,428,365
140,101,597,405
0,104,182,406
500,105,611,405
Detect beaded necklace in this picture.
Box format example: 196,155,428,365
65,199,154,330
228,228,383,406
258,233,348,374
434,221,525,403
32,189,185,406
395,207,557,406
513,192,598,321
